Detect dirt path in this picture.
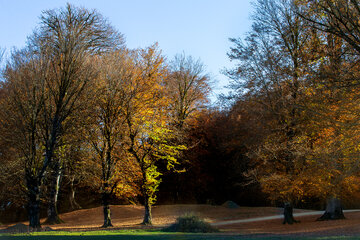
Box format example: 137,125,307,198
212,209,360,226
217,210,360,237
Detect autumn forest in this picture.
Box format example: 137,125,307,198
1,0,360,230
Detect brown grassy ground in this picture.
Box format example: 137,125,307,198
1,204,360,237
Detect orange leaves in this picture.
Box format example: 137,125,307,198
113,45,187,207
113,153,142,200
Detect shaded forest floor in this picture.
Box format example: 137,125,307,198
1,204,360,238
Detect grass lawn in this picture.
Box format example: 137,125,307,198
1,230,360,240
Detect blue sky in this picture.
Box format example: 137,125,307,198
0,0,253,102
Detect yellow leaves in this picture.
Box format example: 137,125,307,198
304,87,315,96
142,164,162,206
260,174,289,201
107,45,188,206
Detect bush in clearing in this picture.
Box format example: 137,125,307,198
162,213,219,233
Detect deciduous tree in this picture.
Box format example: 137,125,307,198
124,45,185,225
2,4,123,228
298,0,360,56
226,0,314,223
161,53,211,203
88,49,141,228
167,53,211,130
2,48,48,229
35,4,123,225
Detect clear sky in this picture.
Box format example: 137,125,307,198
0,0,253,102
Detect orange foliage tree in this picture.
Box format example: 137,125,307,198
87,49,142,227
226,0,314,223
123,44,186,225
228,0,360,221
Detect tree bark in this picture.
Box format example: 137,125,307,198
69,176,81,210
26,177,41,229
44,161,64,224
283,202,299,224
142,195,152,225
101,192,113,228
317,198,345,221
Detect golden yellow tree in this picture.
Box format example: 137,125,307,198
123,44,185,225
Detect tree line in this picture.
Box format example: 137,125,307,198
222,0,360,223
2,0,360,229
0,4,210,228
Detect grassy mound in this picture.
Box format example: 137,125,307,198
162,213,219,233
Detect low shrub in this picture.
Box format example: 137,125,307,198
162,213,219,233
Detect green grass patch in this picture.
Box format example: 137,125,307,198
0,232,238,240
6,229,160,236
1,230,360,239
0,230,235,240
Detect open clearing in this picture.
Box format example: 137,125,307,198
2,204,360,239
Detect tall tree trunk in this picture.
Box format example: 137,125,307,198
142,194,152,225
69,176,81,210
317,197,345,221
140,168,153,225
101,145,113,228
26,177,41,229
45,161,64,224
101,191,113,228
283,202,299,224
